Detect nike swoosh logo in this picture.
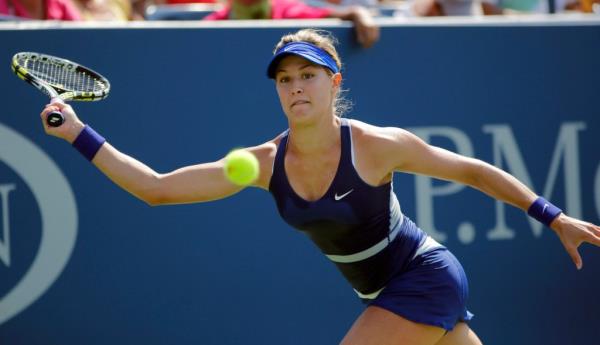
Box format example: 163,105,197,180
334,189,354,201
542,203,549,214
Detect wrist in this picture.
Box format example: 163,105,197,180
527,196,563,227
548,213,567,231
72,125,106,161
66,121,86,144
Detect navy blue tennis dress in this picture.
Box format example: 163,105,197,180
269,118,473,331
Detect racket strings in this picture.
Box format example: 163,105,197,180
23,57,106,93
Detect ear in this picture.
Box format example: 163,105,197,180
332,73,342,87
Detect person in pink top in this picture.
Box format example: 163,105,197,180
0,0,81,20
203,0,379,48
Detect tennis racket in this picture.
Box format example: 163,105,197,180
11,52,110,127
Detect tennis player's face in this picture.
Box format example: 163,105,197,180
274,55,338,123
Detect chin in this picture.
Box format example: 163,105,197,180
287,110,316,124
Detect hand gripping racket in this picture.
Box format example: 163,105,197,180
11,52,110,127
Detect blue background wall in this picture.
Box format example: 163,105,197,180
1,21,599,344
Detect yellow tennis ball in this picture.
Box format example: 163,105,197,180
224,149,259,186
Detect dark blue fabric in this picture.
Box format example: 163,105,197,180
72,125,106,161
268,119,425,294
368,247,474,331
527,197,562,226
266,42,339,78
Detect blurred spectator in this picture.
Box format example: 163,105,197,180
573,0,599,12
75,0,137,19
480,0,592,13
411,0,482,15
305,0,378,8
166,0,216,3
0,0,81,19
203,0,379,48
130,0,154,19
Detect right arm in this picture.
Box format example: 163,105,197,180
41,102,276,206
92,143,247,206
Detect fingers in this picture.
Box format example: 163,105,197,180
39,100,84,141
366,26,380,48
586,229,600,247
46,98,66,109
592,224,600,238
356,26,367,48
355,25,379,49
554,217,600,270
41,100,66,120
566,245,583,270
40,104,60,125
575,220,600,247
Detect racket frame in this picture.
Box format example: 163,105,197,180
11,52,110,127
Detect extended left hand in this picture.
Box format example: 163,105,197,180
551,214,600,270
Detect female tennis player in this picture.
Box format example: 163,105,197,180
41,29,600,345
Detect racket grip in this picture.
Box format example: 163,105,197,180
47,111,64,127
47,97,65,127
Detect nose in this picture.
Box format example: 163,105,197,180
291,80,303,95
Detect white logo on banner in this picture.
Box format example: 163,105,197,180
408,122,587,244
0,123,78,325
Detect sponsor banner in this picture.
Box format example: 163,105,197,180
0,23,599,345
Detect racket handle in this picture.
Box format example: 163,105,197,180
47,97,65,127
47,111,64,127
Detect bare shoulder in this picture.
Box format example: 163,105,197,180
246,136,279,161
245,133,282,190
347,119,415,184
348,119,413,149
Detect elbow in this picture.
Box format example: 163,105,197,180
143,195,164,207
140,187,172,207
137,175,168,206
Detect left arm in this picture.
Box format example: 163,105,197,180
378,127,600,269
392,129,537,210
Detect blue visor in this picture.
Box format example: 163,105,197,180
266,42,339,79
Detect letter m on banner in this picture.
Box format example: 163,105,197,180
484,122,586,240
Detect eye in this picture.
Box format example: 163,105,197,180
302,73,314,80
278,76,289,83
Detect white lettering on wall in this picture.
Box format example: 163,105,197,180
406,122,588,244
0,123,78,325
483,122,585,239
0,184,15,267
408,127,475,242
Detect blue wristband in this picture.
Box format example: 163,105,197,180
72,125,106,161
527,197,562,227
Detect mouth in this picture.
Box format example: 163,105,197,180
291,100,310,108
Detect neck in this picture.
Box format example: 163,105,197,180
287,115,341,156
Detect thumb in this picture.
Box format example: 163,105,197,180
566,246,583,270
